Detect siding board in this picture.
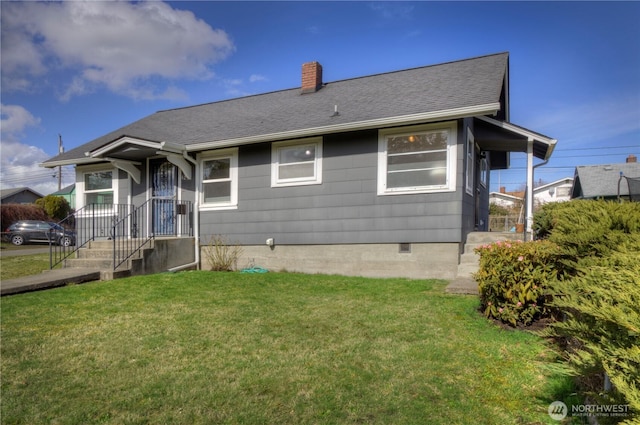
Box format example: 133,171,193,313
199,127,464,245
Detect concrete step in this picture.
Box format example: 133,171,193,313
465,231,524,244
459,252,480,264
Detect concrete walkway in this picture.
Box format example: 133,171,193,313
1,247,101,296
444,276,479,295
1,268,102,296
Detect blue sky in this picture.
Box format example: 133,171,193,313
1,1,639,195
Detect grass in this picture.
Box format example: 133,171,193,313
1,271,574,424
0,253,55,280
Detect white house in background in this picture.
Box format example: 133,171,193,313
489,190,523,209
534,178,573,205
490,177,573,210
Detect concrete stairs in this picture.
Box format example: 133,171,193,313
446,232,524,294
64,239,154,280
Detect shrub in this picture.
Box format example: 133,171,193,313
475,239,567,326
544,250,640,421
202,235,243,271
1,203,49,231
35,195,72,221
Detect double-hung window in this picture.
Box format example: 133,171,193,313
272,138,322,187
378,122,457,195
84,171,114,205
200,148,238,210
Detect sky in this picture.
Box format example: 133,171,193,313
1,0,639,196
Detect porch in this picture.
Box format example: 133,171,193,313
49,201,196,279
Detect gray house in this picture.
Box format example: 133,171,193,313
41,52,556,279
571,159,640,201
1,187,43,204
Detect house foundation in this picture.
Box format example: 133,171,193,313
201,243,460,280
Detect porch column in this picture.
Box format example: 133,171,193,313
526,138,534,240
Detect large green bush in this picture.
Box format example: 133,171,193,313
35,195,71,221
545,250,640,422
475,239,567,326
535,200,640,422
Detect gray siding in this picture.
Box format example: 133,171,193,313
200,126,466,245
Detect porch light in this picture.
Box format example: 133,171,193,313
408,135,416,143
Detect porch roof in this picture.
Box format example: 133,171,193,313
473,116,557,170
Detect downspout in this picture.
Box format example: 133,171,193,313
529,139,556,240
525,139,534,241
168,152,200,272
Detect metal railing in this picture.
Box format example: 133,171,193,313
50,203,131,269
112,200,152,271
50,200,193,271
112,199,193,270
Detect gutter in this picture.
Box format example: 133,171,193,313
168,151,201,273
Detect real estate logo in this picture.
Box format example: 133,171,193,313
548,401,568,421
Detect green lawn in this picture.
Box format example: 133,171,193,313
1,271,573,424
0,253,55,280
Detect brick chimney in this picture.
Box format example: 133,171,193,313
626,154,637,163
301,61,323,94
499,186,506,194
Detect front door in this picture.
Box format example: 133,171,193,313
150,159,178,236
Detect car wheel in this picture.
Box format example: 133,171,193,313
59,236,73,247
11,234,25,246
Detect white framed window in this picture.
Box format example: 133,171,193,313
378,122,457,195
199,148,238,210
271,137,322,187
76,164,118,210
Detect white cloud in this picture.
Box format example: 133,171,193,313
0,104,67,195
1,1,235,100
249,74,268,83
0,104,41,136
369,3,415,20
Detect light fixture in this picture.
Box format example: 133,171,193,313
408,135,416,143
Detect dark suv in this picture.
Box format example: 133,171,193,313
5,220,75,247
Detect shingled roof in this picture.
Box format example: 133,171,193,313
571,162,640,199
42,52,509,166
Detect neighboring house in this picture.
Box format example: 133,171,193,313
0,187,43,204
489,189,523,209
490,178,573,209
534,178,573,205
571,158,640,200
41,52,557,279
50,184,76,209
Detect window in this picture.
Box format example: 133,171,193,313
272,138,322,187
378,122,457,195
465,129,475,195
84,171,114,205
200,148,238,210
480,156,488,188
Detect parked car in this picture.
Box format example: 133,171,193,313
4,220,75,247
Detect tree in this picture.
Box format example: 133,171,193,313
35,195,71,221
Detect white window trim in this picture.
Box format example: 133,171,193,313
271,137,323,187
465,128,475,195
377,122,457,195
198,148,238,211
76,164,118,215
